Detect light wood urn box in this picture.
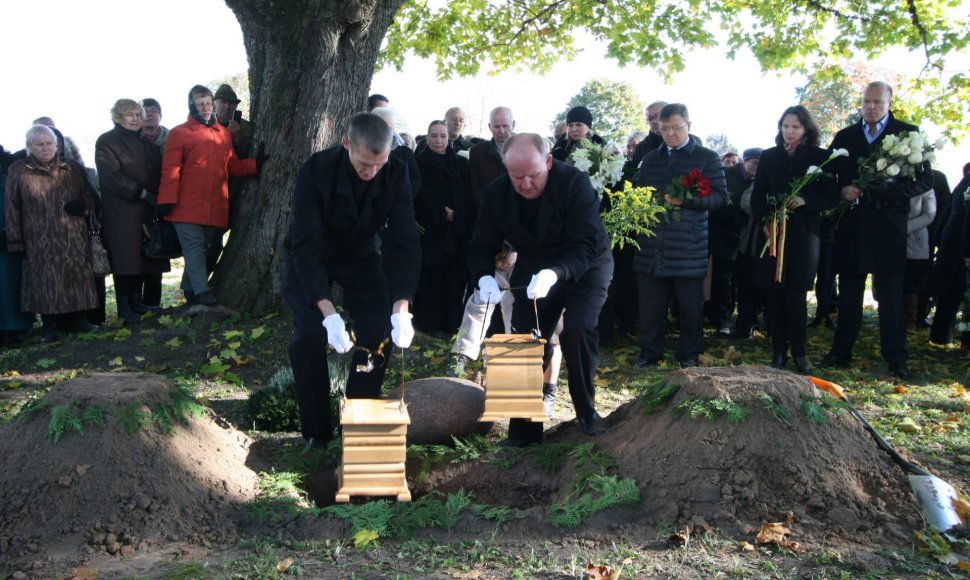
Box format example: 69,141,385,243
479,334,547,422
335,398,411,503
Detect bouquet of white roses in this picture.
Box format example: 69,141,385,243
570,138,625,195
855,130,943,189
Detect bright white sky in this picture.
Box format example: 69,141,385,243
2,0,967,181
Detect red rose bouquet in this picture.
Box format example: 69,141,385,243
663,168,712,222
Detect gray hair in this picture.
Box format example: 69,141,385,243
489,106,514,125
25,124,57,146
502,133,549,158
111,99,145,125
32,116,56,127
646,101,668,112
370,106,397,130
347,112,393,154
866,81,893,99
627,130,648,145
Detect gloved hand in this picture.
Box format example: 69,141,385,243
476,275,504,305
527,269,558,299
322,313,353,353
156,204,176,218
255,143,269,172
63,199,85,216
390,312,414,348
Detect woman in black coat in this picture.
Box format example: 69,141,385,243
94,99,168,324
751,105,838,374
412,120,475,332
551,106,606,162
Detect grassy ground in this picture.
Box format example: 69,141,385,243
1,272,969,578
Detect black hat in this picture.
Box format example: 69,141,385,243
213,84,241,104
742,147,764,161
566,106,593,128
141,98,161,113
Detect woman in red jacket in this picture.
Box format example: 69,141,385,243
156,85,257,306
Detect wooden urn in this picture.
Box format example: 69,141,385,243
335,398,411,503
479,334,547,423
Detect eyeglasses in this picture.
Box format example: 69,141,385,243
659,122,689,134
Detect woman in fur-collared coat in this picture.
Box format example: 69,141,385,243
5,125,99,342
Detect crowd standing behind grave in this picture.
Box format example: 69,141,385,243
2,84,968,412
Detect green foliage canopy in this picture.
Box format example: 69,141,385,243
380,0,970,139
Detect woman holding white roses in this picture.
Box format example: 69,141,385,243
751,105,839,374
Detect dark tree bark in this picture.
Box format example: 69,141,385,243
214,0,406,312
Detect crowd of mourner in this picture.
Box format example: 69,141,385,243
1,80,968,446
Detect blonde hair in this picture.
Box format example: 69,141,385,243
110,99,145,125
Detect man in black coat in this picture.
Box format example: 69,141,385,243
633,103,727,368
468,106,514,209
282,113,421,449
468,133,613,443
820,82,934,380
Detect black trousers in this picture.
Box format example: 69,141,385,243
507,262,612,443
930,258,968,344
813,241,837,319
284,255,392,442
767,288,808,356
705,255,736,328
733,253,768,335
637,274,704,362
597,245,637,342
832,272,906,365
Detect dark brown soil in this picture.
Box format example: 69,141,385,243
0,366,930,576
0,373,259,570
418,366,922,546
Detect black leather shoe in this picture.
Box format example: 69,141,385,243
40,327,58,343
679,358,698,369
195,291,218,306
889,362,911,381
769,352,788,369
818,352,850,369
635,356,662,368
792,355,811,375
578,412,608,436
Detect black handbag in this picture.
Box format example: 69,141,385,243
142,219,182,259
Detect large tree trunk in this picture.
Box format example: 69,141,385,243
214,0,405,312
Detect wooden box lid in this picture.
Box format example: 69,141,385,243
339,398,411,425
483,334,546,357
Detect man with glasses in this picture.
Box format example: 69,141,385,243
632,103,727,369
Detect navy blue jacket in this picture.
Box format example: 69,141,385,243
632,138,727,278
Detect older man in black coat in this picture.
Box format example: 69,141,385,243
282,113,421,449
468,133,613,444
633,103,727,368
819,82,933,380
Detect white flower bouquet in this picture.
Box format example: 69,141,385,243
855,131,943,189
569,138,625,195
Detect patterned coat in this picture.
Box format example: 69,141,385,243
4,157,99,314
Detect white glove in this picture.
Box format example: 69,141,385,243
390,312,414,348
322,313,353,353
476,275,505,305
527,269,558,299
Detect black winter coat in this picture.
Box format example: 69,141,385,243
830,113,934,275
751,145,838,291
551,133,606,162
711,164,754,260
283,146,420,305
468,160,611,289
468,139,504,209
94,124,168,276
632,139,727,278
414,148,474,268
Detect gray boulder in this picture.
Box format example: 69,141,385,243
388,377,493,445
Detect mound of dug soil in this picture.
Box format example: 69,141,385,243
429,367,924,546
0,373,259,571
